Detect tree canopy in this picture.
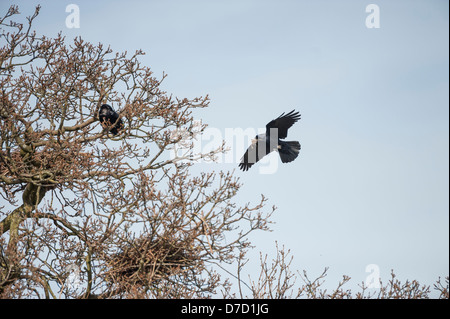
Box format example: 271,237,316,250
0,5,273,298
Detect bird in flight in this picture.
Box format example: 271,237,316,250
98,104,123,135
239,110,301,171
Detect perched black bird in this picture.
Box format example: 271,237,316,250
239,110,301,171
98,104,123,135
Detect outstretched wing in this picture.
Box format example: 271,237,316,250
265,110,301,139
239,144,258,171
238,140,271,171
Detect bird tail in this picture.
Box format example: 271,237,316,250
278,141,301,163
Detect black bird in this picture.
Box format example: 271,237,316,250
239,110,301,171
98,104,123,135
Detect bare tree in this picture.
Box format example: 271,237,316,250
0,6,274,298
228,244,449,299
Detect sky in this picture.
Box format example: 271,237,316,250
1,0,449,296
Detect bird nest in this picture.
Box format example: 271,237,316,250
105,236,198,285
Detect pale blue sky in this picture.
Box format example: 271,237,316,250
2,0,448,296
